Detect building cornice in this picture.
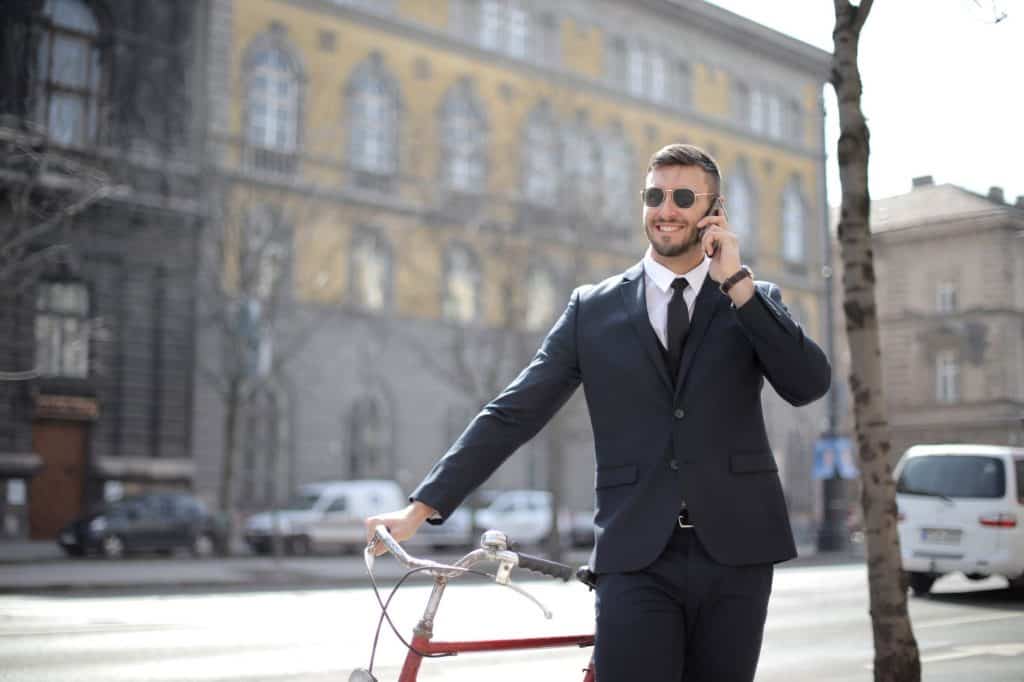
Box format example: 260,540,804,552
275,0,823,161
639,0,832,79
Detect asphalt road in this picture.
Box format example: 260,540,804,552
0,565,1021,681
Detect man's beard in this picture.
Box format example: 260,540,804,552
646,221,701,258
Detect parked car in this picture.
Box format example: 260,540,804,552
417,507,475,550
895,444,1024,595
244,479,405,555
472,489,594,548
57,492,228,559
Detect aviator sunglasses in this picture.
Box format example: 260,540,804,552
642,186,716,209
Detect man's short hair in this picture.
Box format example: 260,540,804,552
646,144,721,194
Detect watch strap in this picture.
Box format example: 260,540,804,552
719,266,753,294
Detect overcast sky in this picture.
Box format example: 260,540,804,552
706,0,1023,206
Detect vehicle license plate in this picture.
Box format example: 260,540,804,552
921,528,961,545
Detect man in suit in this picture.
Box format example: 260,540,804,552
365,144,831,681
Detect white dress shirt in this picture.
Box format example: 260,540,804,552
643,247,710,350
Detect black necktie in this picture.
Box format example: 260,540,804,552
666,277,690,381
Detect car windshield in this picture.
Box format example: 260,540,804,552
897,455,1005,499
281,492,320,511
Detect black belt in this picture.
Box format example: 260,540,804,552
677,505,694,529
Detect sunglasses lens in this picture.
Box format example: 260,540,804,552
673,189,696,208
643,187,665,207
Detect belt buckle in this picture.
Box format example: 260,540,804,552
677,508,694,529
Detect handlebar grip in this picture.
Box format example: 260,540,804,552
516,553,573,582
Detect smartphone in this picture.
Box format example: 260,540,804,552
699,196,723,257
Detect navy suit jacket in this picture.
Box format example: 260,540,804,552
411,261,831,572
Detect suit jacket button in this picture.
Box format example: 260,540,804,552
673,408,685,419
669,459,679,471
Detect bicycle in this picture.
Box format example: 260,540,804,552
350,525,597,682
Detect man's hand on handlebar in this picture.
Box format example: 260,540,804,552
364,500,438,556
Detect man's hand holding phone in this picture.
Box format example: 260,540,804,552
697,198,755,307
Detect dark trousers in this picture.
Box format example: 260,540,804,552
593,524,773,682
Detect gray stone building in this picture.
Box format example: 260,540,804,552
833,178,1024,461
0,0,205,539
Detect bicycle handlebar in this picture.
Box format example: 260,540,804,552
516,552,574,581
368,525,575,583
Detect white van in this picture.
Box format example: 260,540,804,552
244,480,404,555
894,444,1024,595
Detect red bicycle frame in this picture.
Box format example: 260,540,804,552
399,630,595,681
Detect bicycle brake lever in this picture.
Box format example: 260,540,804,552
499,580,553,620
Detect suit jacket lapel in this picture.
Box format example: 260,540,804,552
674,273,728,397
620,262,674,394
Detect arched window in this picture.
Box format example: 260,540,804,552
524,267,558,332
439,79,487,192
35,0,103,146
244,204,291,301
244,38,302,159
562,114,600,210
347,54,400,176
522,101,560,207
350,228,392,311
602,124,632,226
347,393,394,479
782,179,807,264
241,384,289,508
726,162,756,262
442,244,480,324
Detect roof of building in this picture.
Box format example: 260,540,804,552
830,182,1022,234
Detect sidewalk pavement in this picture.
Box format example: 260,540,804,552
0,539,865,594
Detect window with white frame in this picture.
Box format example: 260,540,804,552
726,163,756,258
787,98,804,143
440,80,487,192
562,115,601,209
35,0,103,146
749,89,765,134
781,181,806,264
35,281,90,378
674,60,693,111
602,126,632,225
480,0,528,58
347,55,399,175
628,46,667,104
245,44,300,154
524,268,558,332
522,102,560,207
936,281,958,313
732,80,751,126
442,245,480,323
532,12,560,65
766,94,783,139
350,229,392,311
605,36,628,89
935,350,960,403
347,394,393,479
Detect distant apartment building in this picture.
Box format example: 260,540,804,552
832,178,1024,460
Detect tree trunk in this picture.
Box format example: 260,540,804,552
218,375,242,545
830,2,921,680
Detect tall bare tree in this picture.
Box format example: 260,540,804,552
830,2,920,680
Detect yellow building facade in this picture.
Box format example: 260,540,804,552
195,0,833,536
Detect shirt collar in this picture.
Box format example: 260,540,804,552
642,247,710,294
